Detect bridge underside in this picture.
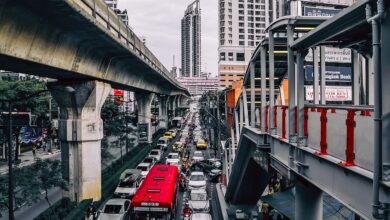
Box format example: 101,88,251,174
225,127,270,205
0,0,187,96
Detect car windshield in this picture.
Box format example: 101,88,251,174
191,193,207,201
194,152,203,157
158,140,165,144
190,175,205,181
118,179,135,188
168,154,178,159
103,204,123,214
150,151,159,155
143,158,154,163
137,166,148,171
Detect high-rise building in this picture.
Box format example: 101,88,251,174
218,0,272,88
181,0,201,78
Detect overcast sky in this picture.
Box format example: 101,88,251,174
118,0,218,76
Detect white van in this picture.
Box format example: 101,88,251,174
157,137,169,151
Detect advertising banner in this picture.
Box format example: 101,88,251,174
303,6,341,16
305,65,352,82
305,47,351,63
138,123,149,143
305,86,352,101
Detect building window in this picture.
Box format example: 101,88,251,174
220,52,226,61
248,41,254,46
239,41,245,46
239,22,244,27
236,53,245,61
239,16,244,21
239,10,244,14
239,29,245,33
228,52,234,61
239,35,245,39
238,4,244,8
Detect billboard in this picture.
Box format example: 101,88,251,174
305,86,352,101
305,47,351,63
138,123,149,143
305,65,352,82
303,6,341,17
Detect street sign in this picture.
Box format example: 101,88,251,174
138,123,149,143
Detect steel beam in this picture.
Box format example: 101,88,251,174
320,46,326,105
261,46,267,133
297,51,305,147
313,47,320,104
269,31,275,133
250,63,256,127
287,25,296,142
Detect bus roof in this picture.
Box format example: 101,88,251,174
131,165,178,208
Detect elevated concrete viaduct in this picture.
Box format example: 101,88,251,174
0,0,189,203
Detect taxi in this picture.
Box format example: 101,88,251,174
196,139,208,150
173,141,185,152
163,131,173,140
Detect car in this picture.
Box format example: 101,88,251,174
196,139,208,150
157,137,169,150
188,189,210,213
188,171,207,190
208,169,222,182
198,158,222,172
163,131,173,140
114,169,142,199
190,213,212,220
166,153,181,168
97,198,131,220
136,162,153,179
148,149,162,161
192,151,205,162
142,156,157,166
169,129,177,138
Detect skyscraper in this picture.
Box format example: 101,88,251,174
218,0,272,88
181,0,201,78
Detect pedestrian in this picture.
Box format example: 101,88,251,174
32,145,36,157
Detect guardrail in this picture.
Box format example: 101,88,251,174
265,105,374,172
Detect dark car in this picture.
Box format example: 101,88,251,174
198,158,222,173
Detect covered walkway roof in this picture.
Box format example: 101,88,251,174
290,0,372,53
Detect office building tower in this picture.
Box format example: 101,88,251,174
181,0,201,78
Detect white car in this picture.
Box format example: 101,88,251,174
190,213,212,220
188,171,207,190
98,199,131,220
136,162,152,179
192,151,205,162
157,137,169,151
148,149,162,161
188,189,210,213
166,153,181,168
114,169,142,199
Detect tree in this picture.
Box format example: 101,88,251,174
0,79,52,161
0,159,67,217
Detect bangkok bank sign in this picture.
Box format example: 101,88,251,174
305,86,352,102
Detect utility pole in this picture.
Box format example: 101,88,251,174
216,93,221,159
8,101,14,220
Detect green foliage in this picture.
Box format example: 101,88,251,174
0,79,51,117
0,159,67,216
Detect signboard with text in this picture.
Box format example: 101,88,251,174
305,65,352,82
303,6,341,17
305,86,352,101
305,47,351,63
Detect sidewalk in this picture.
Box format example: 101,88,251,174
0,148,61,175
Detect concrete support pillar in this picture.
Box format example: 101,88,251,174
295,180,323,220
287,25,297,142
48,80,111,202
297,51,306,147
173,96,179,117
135,92,155,144
250,62,256,127
159,95,169,129
313,47,320,105
320,46,326,105
269,32,275,133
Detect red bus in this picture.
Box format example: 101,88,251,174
131,164,179,219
